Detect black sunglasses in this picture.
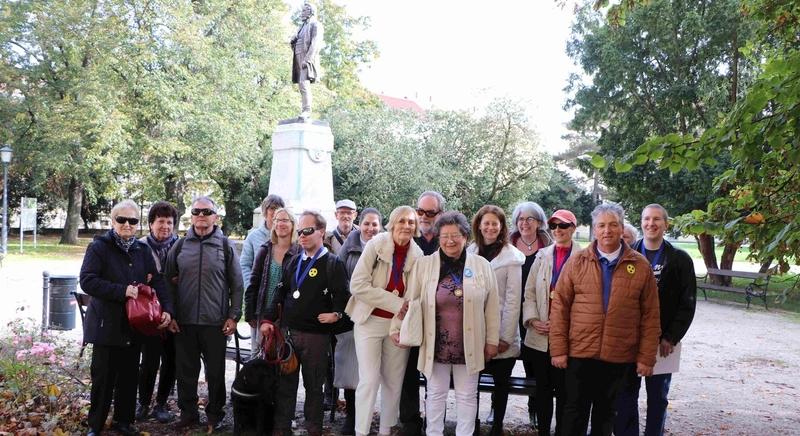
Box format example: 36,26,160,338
548,222,574,230
416,208,440,218
297,226,317,236
191,208,216,216
115,216,139,226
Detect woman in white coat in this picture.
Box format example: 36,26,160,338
466,205,524,436
522,209,582,436
397,211,500,436
346,206,424,436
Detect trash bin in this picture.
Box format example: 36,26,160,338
49,275,77,330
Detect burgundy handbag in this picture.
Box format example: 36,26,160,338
125,283,163,336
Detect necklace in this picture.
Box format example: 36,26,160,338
519,236,537,251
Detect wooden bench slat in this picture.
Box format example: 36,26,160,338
706,269,769,280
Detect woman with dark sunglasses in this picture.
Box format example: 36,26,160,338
466,205,525,435
522,209,582,436
79,200,174,436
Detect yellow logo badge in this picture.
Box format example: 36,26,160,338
626,264,636,275
309,268,318,278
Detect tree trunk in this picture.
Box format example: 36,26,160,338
718,241,743,286
758,257,774,274
164,173,186,222
60,177,83,245
695,233,722,284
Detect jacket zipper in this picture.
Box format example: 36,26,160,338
197,239,203,323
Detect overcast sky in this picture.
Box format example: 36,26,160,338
288,0,580,154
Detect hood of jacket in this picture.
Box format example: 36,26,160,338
340,228,365,259
467,242,525,270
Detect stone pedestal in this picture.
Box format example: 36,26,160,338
265,120,336,229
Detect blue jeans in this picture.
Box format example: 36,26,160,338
614,372,672,436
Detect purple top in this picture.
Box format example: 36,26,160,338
434,274,465,364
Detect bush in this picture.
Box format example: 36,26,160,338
0,317,90,434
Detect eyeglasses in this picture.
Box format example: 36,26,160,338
517,217,538,225
274,218,293,224
191,208,216,216
549,222,574,230
115,216,139,225
297,226,317,236
416,208,440,218
439,233,464,241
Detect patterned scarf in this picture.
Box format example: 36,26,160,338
112,230,137,253
147,234,178,266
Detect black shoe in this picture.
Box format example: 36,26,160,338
134,404,149,422
399,420,423,436
110,422,139,436
173,414,199,430
152,404,173,423
339,412,355,435
489,423,504,436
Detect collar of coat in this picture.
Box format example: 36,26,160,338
466,242,525,269
578,239,645,265
370,232,424,273
534,241,583,262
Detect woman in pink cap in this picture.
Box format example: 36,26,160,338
522,209,582,436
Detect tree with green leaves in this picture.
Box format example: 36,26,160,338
566,0,756,275
611,0,800,273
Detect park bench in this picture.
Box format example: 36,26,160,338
696,268,770,309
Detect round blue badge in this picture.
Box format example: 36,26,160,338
464,268,473,278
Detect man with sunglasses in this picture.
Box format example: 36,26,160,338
399,190,446,436
614,204,696,436
261,210,349,436
163,196,244,433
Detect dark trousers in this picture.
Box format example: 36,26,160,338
480,357,517,428
274,329,330,433
530,348,566,436
561,357,628,436
399,346,423,433
520,344,538,415
137,332,176,407
174,324,227,423
614,372,672,436
88,343,140,431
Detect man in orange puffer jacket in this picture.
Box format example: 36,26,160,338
549,202,661,436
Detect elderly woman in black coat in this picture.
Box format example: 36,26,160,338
79,199,173,436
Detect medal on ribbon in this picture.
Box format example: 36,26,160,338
293,290,301,299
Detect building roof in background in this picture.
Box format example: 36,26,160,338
377,94,424,113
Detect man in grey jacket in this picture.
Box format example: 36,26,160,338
164,196,244,432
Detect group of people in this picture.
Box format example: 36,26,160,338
78,190,696,436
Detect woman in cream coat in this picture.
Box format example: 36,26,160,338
396,211,500,436
522,209,582,436
346,206,424,436
466,205,524,436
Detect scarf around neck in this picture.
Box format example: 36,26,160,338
112,230,137,253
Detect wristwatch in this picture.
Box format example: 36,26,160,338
335,312,343,320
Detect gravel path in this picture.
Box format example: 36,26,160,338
3,259,799,435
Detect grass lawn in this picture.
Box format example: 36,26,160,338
1,234,92,262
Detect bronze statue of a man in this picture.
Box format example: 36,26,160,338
291,2,323,121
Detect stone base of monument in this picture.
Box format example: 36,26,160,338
261,119,336,230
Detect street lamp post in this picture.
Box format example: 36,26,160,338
1,145,13,255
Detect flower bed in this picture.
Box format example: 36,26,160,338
0,318,90,435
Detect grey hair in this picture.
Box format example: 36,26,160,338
433,211,470,239
300,210,327,230
110,199,140,221
623,223,640,240
417,191,446,212
191,195,218,210
591,202,625,227
386,205,420,238
510,201,547,233
643,203,669,222
261,194,285,216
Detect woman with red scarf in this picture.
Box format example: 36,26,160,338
522,209,582,436
345,206,424,436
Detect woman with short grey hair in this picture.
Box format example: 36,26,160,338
398,211,500,436
510,201,553,425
